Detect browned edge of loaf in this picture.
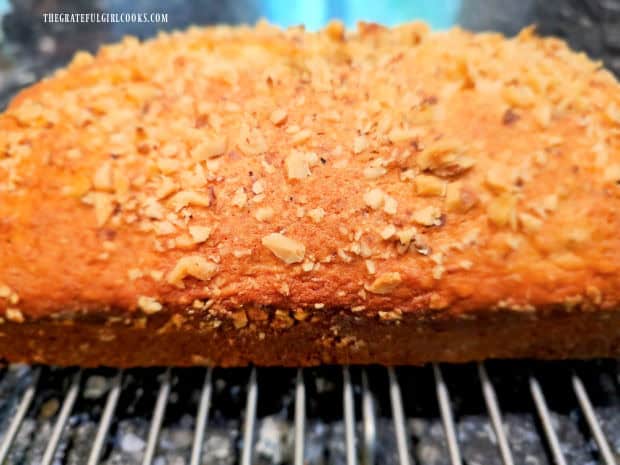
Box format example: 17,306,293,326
1,307,619,367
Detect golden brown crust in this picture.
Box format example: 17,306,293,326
1,21,620,366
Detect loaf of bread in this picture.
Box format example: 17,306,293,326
1,21,619,367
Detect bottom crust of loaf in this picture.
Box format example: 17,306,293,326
1,309,619,367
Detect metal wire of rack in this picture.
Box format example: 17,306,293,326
0,361,617,465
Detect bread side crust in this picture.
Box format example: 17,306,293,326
1,22,620,364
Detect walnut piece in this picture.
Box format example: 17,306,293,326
138,296,163,314
418,141,475,177
445,182,477,212
255,207,274,222
307,208,325,223
365,272,402,294
6,308,24,323
169,191,211,211
191,136,227,161
270,108,288,126
93,161,113,191
363,188,385,209
604,165,620,184
167,255,218,288
487,193,517,228
412,205,442,226
93,192,115,226
286,151,311,179
414,174,446,196
188,225,212,243
262,233,306,264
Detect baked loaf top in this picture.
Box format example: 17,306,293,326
1,21,620,324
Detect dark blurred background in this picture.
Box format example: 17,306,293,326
1,0,620,108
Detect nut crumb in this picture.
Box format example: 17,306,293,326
518,212,542,233
0,285,11,299
353,136,368,154
138,296,163,314
414,174,446,197
93,192,115,226
363,166,387,179
189,225,212,243
169,191,211,211
363,188,385,209
6,308,24,323
255,207,274,221
232,187,248,207
412,205,442,226
262,233,305,264
286,151,311,179
383,195,398,215
307,208,325,223
167,255,218,288
128,268,144,280
365,272,402,294
270,108,288,125
487,193,517,228
445,182,477,212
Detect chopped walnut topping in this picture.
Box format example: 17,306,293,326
383,195,398,215
150,270,164,281
262,233,305,264
93,161,113,191
533,105,551,128
380,225,396,239
0,285,11,299
93,192,115,226
418,141,475,176
445,182,478,212
188,225,212,243
307,208,325,223
157,158,181,174
286,151,312,180
191,136,227,161
142,198,165,219
604,165,620,184
169,191,211,211
379,310,402,321
388,127,422,143
503,85,535,108
397,227,417,245
353,136,368,154
255,207,274,221
542,194,558,212
363,188,385,210
167,255,218,288
232,310,248,329
138,296,163,314
363,166,387,179
6,308,24,323
128,268,144,280
156,177,178,199
485,168,512,192
270,108,288,126
232,187,248,207
487,193,517,228
365,272,402,294
604,103,620,125
414,174,446,196
153,221,176,235
291,128,312,145
518,212,542,233
412,205,442,226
